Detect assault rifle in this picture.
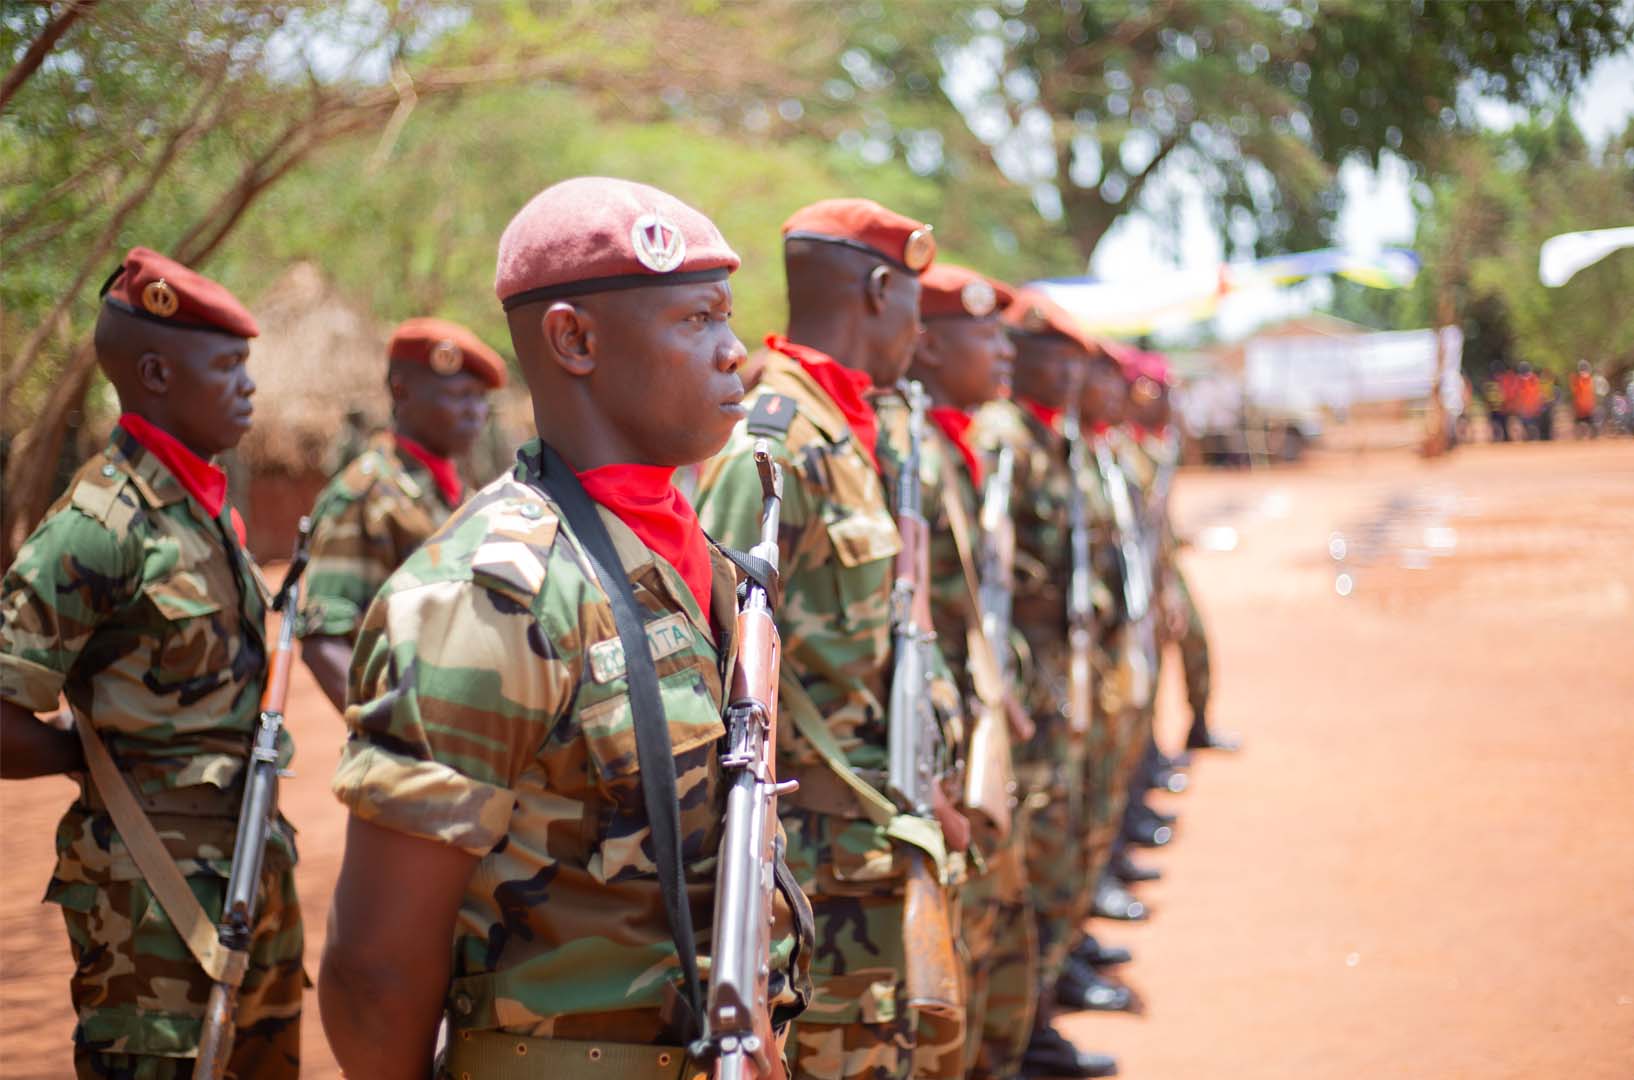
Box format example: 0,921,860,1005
1092,434,1158,706
701,443,796,1080
1064,407,1097,739
196,516,314,1078
884,380,963,1028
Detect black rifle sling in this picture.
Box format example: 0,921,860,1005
530,444,704,1038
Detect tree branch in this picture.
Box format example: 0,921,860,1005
0,0,101,113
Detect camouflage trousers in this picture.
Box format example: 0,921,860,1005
53,813,304,1079
1174,568,1212,718
960,824,1038,1080
781,808,964,1080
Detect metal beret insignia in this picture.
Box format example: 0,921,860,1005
903,226,935,272
429,339,464,375
142,279,179,319
960,278,998,317
631,212,687,273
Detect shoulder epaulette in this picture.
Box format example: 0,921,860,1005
468,485,561,606
69,459,137,529
746,394,797,438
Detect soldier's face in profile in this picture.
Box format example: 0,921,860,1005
394,367,489,458
1082,358,1126,424
925,317,1015,410
162,331,256,457
587,279,747,467
1012,336,1080,409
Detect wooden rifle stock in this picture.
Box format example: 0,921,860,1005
196,516,313,1078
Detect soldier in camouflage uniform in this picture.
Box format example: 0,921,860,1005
297,316,508,713
1126,357,1238,754
318,178,811,1079
970,290,1118,1078
900,262,1039,1080
693,199,967,1080
0,248,303,1078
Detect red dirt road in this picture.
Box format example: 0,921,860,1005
4,440,1632,1077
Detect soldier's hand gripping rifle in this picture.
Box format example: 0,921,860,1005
701,443,798,1080
884,381,963,1026
196,516,314,1078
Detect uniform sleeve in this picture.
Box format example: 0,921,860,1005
296,488,388,640
0,508,139,712
330,574,576,856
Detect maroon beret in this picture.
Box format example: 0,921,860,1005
388,317,508,389
495,177,740,309
920,263,1016,319
782,198,936,274
1000,287,1103,357
101,247,258,338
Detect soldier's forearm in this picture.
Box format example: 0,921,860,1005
0,699,84,779
300,635,352,716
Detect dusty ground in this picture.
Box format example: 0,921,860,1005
3,439,1632,1077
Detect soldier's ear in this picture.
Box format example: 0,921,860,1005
865,264,891,315
136,351,170,395
542,302,595,377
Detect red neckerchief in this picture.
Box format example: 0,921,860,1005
575,463,713,627
766,333,880,470
118,413,229,521
1090,420,1112,437
395,434,463,507
928,405,984,488
1020,397,1064,434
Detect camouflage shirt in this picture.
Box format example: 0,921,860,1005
0,427,294,891
970,400,1072,641
333,440,810,1042
296,431,455,642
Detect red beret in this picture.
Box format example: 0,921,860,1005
919,263,1016,319
496,177,740,309
101,247,258,339
1134,349,1175,387
388,317,508,389
782,198,936,274
1000,287,1102,356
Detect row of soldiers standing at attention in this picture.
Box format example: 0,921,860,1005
0,174,1230,1080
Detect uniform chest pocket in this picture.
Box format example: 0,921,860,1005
821,509,901,620
141,572,230,679
577,664,726,787
576,664,726,879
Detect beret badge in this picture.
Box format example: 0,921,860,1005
960,279,997,317
1022,304,1049,334
142,279,179,319
631,212,687,274
903,226,935,272
428,339,464,375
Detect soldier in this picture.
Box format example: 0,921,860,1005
970,290,1118,1079
296,316,508,712
1128,355,1238,755
0,248,303,1077
692,199,966,1080
902,263,1041,1080
316,177,811,1078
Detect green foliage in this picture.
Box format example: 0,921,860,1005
211,81,1053,358
827,0,1633,260
1408,115,1634,378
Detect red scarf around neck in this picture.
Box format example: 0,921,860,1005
395,434,464,507
119,413,228,519
927,406,984,488
1091,420,1113,437
767,333,880,470
1020,397,1064,434
575,463,713,626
